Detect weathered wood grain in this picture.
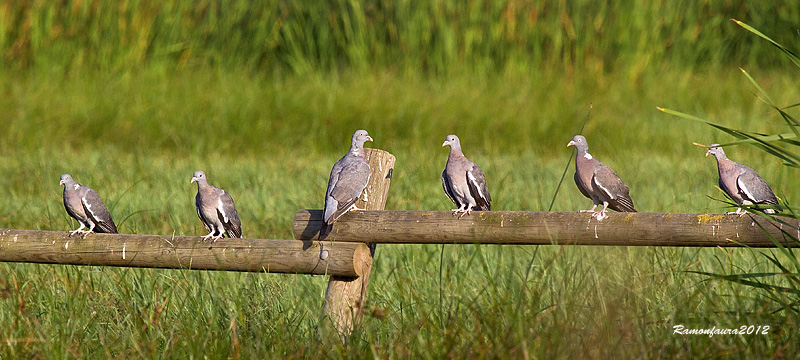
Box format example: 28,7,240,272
321,148,395,341
0,228,371,277
294,210,800,247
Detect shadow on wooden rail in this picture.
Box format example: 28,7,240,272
293,210,800,248
0,228,371,277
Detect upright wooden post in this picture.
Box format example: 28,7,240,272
319,148,394,340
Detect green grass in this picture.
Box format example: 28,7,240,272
1,66,799,358
2,1,800,358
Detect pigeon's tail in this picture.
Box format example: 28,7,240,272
224,222,243,239
96,221,118,234
318,222,334,241
474,201,491,212
757,203,781,214
609,196,637,213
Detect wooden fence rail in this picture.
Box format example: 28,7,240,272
0,228,371,277
294,210,800,248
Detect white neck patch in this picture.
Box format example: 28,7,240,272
73,184,81,190
583,153,593,160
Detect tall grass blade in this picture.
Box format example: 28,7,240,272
688,271,800,295
739,67,775,105
732,19,800,69
660,107,800,166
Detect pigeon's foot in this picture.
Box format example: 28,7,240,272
344,203,365,214
457,209,472,219
592,203,610,221
201,233,216,242
579,205,598,214
69,229,89,238
592,210,608,221
726,208,747,217
210,235,223,244
451,206,467,217
725,212,748,217
80,230,94,239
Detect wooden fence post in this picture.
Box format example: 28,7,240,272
320,148,394,341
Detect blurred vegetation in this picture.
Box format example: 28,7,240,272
1,0,799,76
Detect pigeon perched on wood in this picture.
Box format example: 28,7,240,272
441,134,491,218
567,135,636,220
60,174,118,237
319,130,373,240
705,144,780,214
191,170,242,242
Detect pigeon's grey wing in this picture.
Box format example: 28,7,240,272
218,190,243,238
81,189,118,233
319,159,369,240
466,165,491,211
327,160,371,223
593,166,636,212
322,157,347,223
320,163,344,240
737,170,779,206
441,169,460,208
325,159,346,198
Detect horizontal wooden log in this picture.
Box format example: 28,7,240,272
293,210,800,247
0,229,371,277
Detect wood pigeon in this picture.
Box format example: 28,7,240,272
441,134,492,218
191,170,243,242
319,130,373,240
706,144,780,214
60,174,118,237
567,135,636,220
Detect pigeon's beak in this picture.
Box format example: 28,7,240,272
190,177,197,184
59,180,65,185
442,141,448,147
705,150,711,157
366,136,374,142
567,140,575,147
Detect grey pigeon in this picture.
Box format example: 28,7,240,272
59,174,118,237
191,170,243,242
441,134,491,218
706,144,780,214
567,135,636,220
319,130,373,240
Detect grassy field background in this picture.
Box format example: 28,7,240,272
1,1,799,358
